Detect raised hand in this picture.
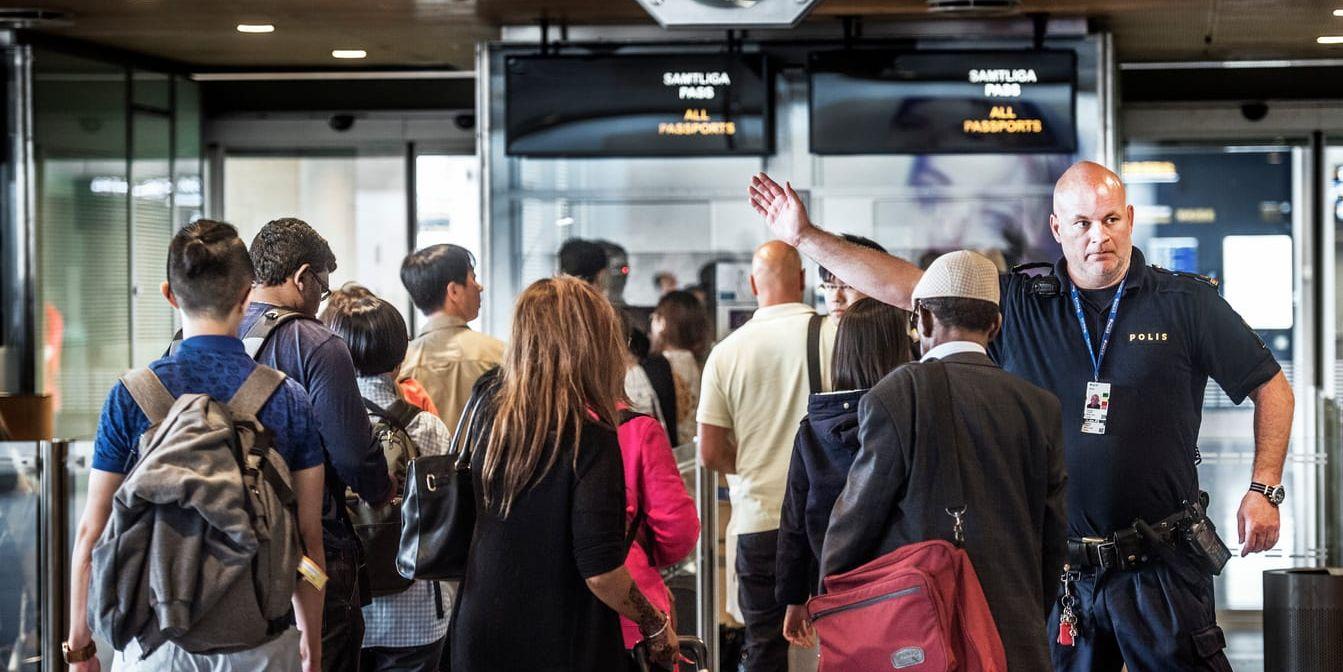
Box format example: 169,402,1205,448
748,172,813,247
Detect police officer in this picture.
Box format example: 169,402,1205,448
748,161,1294,671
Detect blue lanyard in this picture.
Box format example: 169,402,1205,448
1069,278,1127,382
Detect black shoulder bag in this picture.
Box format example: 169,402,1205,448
397,369,497,581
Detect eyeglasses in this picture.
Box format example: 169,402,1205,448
309,269,331,302
818,282,851,293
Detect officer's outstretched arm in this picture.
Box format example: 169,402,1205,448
1240,370,1293,555
749,173,925,311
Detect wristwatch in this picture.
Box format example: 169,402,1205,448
62,640,97,663
1249,482,1286,507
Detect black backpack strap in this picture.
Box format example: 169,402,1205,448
926,360,970,546
364,398,421,432
120,368,176,425
807,314,824,395
364,397,423,460
229,366,288,419
242,307,311,359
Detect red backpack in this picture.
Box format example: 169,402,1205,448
807,361,1007,672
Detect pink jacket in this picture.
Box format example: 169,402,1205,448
618,412,701,648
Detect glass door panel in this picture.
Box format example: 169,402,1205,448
223,154,410,322
1123,144,1315,613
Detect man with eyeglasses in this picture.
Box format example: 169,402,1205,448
245,217,391,672
818,234,888,322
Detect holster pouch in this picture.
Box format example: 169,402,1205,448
1183,492,1232,576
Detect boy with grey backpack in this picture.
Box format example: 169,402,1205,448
65,220,328,672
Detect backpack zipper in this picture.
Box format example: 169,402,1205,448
810,585,922,621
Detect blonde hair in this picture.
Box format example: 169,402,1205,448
481,276,626,517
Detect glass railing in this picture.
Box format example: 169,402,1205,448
0,441,42,670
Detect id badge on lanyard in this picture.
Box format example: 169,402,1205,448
1071,278,1126,435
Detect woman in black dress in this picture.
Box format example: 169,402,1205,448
452,276,680,671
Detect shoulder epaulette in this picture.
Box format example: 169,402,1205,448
1150,265,1219,288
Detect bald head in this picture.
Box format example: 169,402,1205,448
1049,160,1135,290
751,240,805,307
1053,160,1126,216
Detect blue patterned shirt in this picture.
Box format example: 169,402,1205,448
93,335,324,474
357,374,455,649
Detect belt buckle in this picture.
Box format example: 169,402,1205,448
1097,540,1119,569
1081,536,1114,570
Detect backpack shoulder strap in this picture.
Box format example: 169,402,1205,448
242,307,311,359
120,368,176,425
229,366,288,419
390,398,423,430
164,328,184,358
365,398,422,434
807,313,824,395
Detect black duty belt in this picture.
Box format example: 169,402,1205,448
1067,508,1190,571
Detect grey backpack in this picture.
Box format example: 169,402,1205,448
89,366,303,654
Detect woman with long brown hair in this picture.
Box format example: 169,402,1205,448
451,276,679,671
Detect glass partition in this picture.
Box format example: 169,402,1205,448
173,77,204,229
64,441,110,670
130,111,175,368
0,442,41,670
33,50,201,440
1123,144,1314,618
223,153,412,321
33,51,131,439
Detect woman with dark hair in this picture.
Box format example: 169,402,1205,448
650,290,709,447
319,283,439,416
774,297,913,648
321,285,455,672
451,276,679,671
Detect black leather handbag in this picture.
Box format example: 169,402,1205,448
396,370,497,581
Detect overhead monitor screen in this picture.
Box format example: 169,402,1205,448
505,53,773,157
809,49,1076,155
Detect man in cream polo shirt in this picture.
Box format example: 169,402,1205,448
699,240,836,672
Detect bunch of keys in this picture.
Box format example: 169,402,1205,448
1057,564,1080,647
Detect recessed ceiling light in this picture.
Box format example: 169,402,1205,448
1318,35,1343,44
332,49,367,59
236,24,274,34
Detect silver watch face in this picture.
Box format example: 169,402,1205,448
1265,485,1286,505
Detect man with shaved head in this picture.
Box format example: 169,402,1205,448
698,240,836,671
749,162,1293,671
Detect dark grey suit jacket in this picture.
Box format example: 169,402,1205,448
820,351,1067,672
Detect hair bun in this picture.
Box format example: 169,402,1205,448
181,238,212,277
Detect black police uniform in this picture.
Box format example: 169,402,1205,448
991,247,1280,672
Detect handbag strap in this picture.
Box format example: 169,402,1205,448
926,360,969,547
448,368,501,469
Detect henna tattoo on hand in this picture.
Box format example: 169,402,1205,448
628,583,664,635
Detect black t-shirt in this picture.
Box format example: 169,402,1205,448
990,248,1281,537
1077,285,1120,352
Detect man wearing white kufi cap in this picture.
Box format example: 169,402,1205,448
819,249,1067,671
816,249,1069,669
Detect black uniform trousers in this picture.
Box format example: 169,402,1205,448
736,530,789,672
1048,552,1231,672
